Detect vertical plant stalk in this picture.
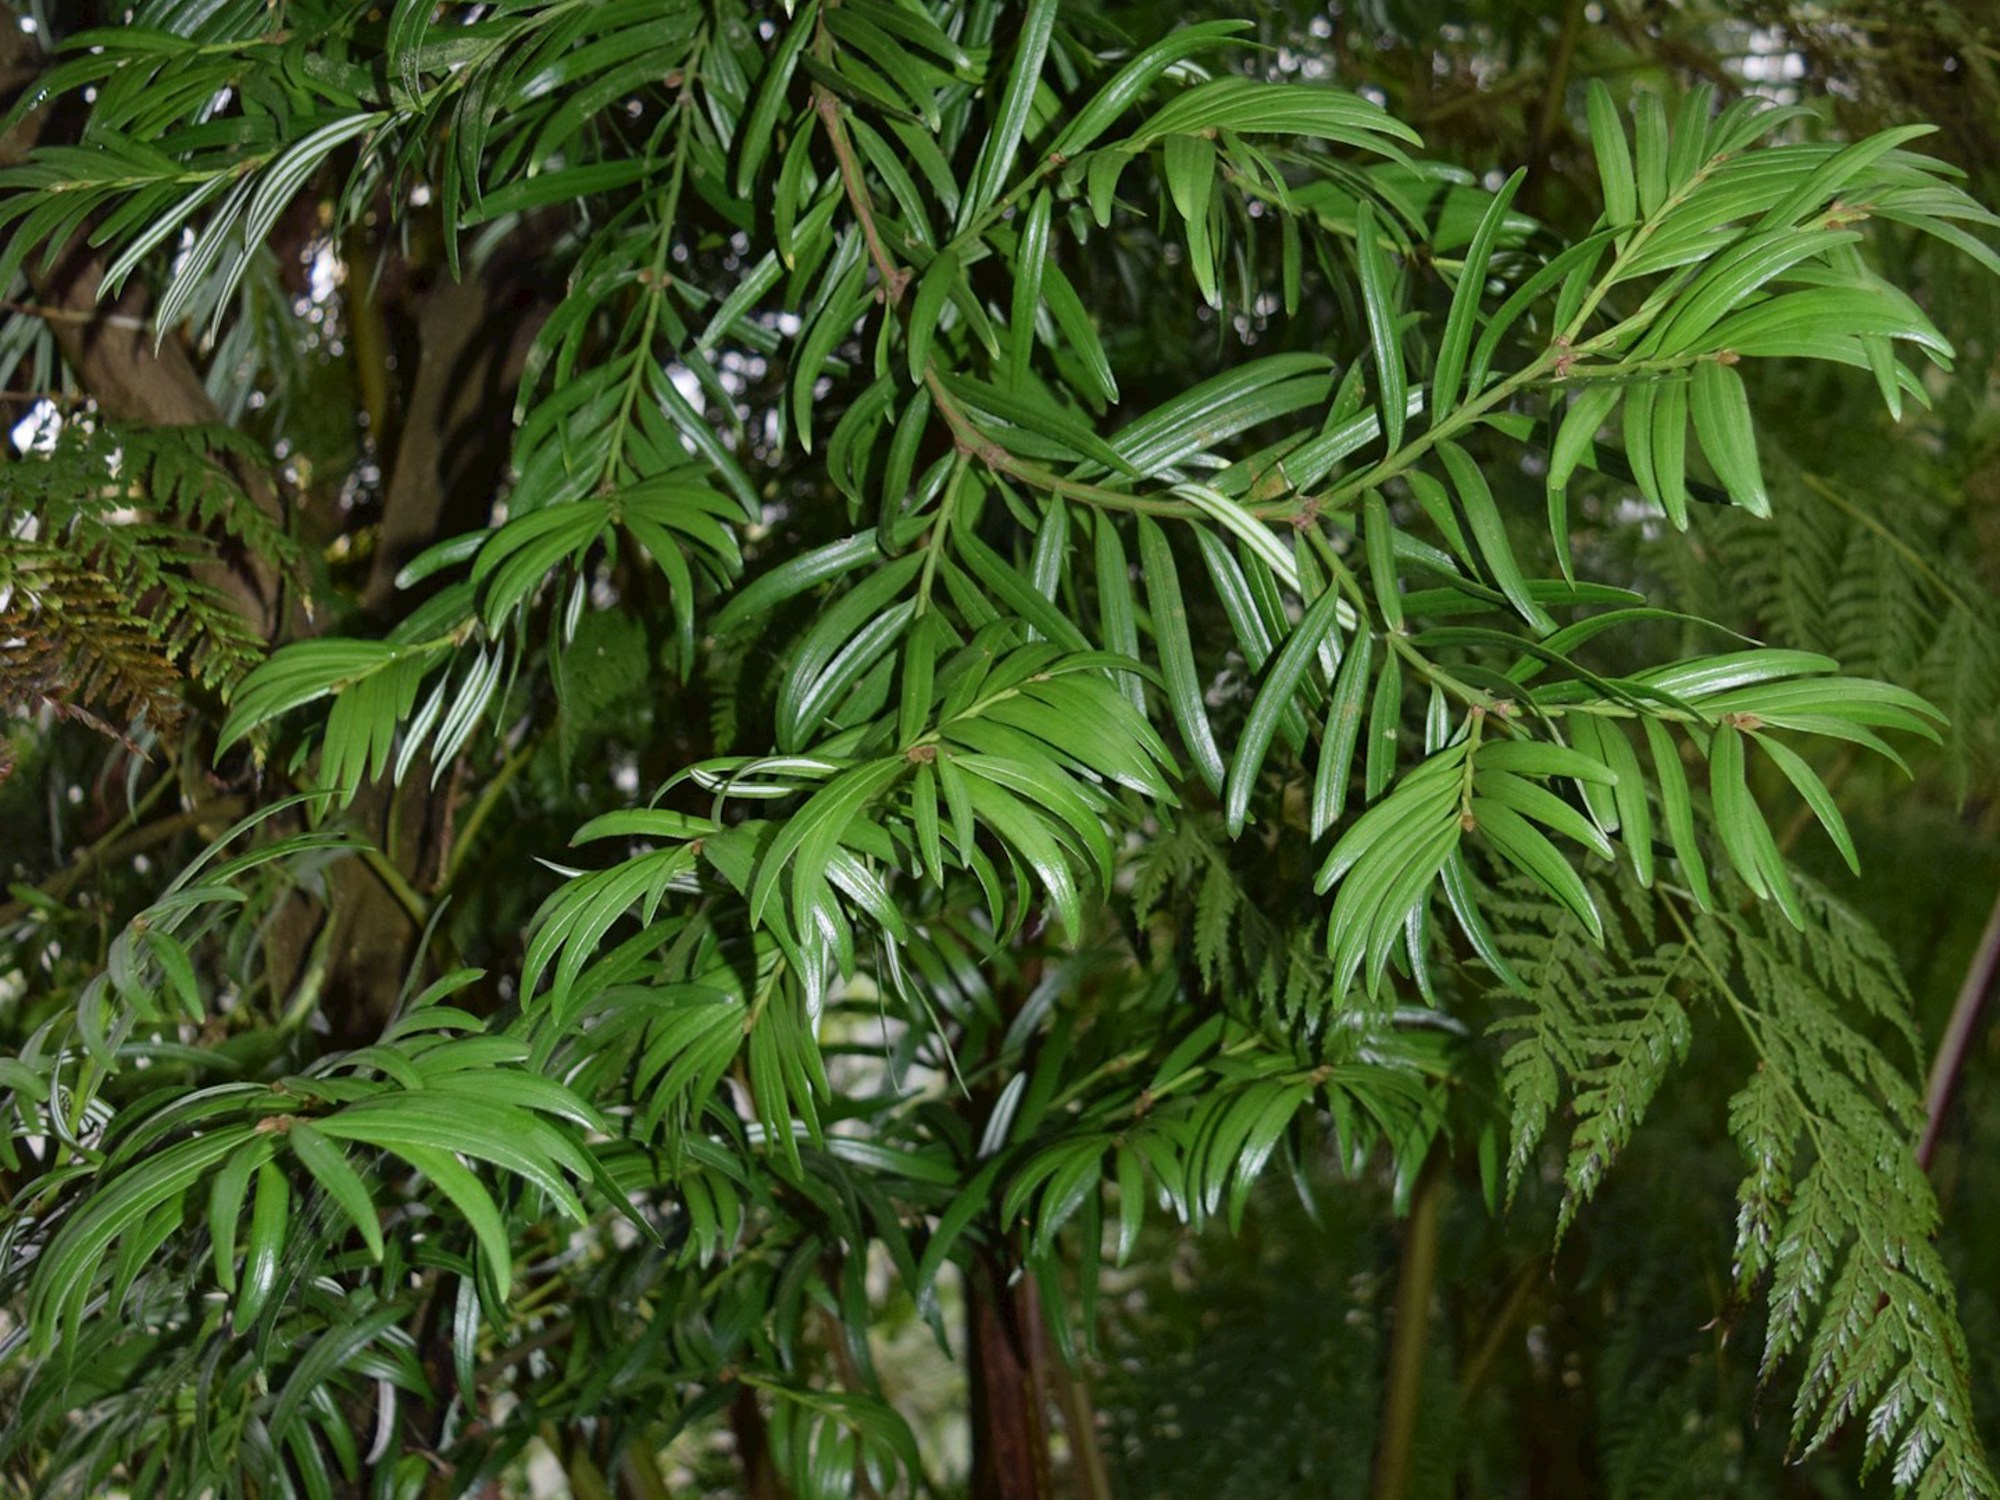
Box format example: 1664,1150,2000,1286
729,1382,790,1500
617,1434,675,1500
342,223,395,454
1917,886,2000,1172
968,1248,1054,1500
1049,1351,1113,1500
1372,1160,1444,1500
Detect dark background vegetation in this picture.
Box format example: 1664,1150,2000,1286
3,1,1998,1496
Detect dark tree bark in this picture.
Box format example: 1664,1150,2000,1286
363,236,550,612
729,1383,790,1500
967,1249,1054,1500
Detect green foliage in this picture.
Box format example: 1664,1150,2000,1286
1494,865,1984,1493
1,3,1997,1497
0,421,294,745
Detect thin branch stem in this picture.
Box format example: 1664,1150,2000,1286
360,845,429,927
1372,1155,1444,1500
1048,1344,1112,1500
1458,1259,1541,1401
1917,886,2000,1172
442,735,536,887
0,297,150,332
814,85,910,308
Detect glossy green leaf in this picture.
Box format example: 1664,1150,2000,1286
1138,516,1227,794
287,1122,385,1264
1224,583,1347,836
1753,732,1860,875
1471,797,1603,940
956,0,1060,232
1587,81,1637,228
1050,21,1254,156
1354,198,1408,453
232,1159,290,1333
1644,717,1712,909
1689,359,1769,516
1436,441,1554,633
1009,191,1053,384
1432,167,1524,421
1312,627,1374,839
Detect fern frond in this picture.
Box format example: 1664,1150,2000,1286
1491,857,1993,1494
0,421,295,742
1688,892,1995,1497
1489,872,1700,1229
0,550,181,740
1129,811,1353,1036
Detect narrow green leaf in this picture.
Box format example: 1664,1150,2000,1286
1138,516,1227,794
1164,133,1219,304
393,1143,514,1303
1441,848,1525,992
1436,441,1555,633
791,256,869,452
1709,723,1799,923
1547,383,1622,580
1354,198,1408,453
1634,93,1668,217
233,1160,291,1334
952,524,1089,650
1621,381,1661,512
1752,732,1859,875
1689,359,1768,516
1643,717,1712,909
957,0,1060,232
1009,191,1052,384
1473,769,1615,861
1471,797,1602,940
898,614,940,747
908,249,958,383
1094,520,1144,712
774,113,821,268
1432,167,1524,422
1560,712,1624,828
911,760,944,883
1225,584,1347,836
1043,261,1118,405
1639,649,1837,702
1753,123,1936,232
1650,376,1691,529
749,757,907,930
288,1122,385,1264
1591,717,1656,887
1587,82,1637,228
1362,492,1402,632
1050,21,1254,157
959,770,1083,940
1364,647,1404,802
716,531,882,636
207,1138,274,1297
1312,628,1374,839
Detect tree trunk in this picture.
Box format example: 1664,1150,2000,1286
967,1249,1054,1500
729,1383,789,1500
